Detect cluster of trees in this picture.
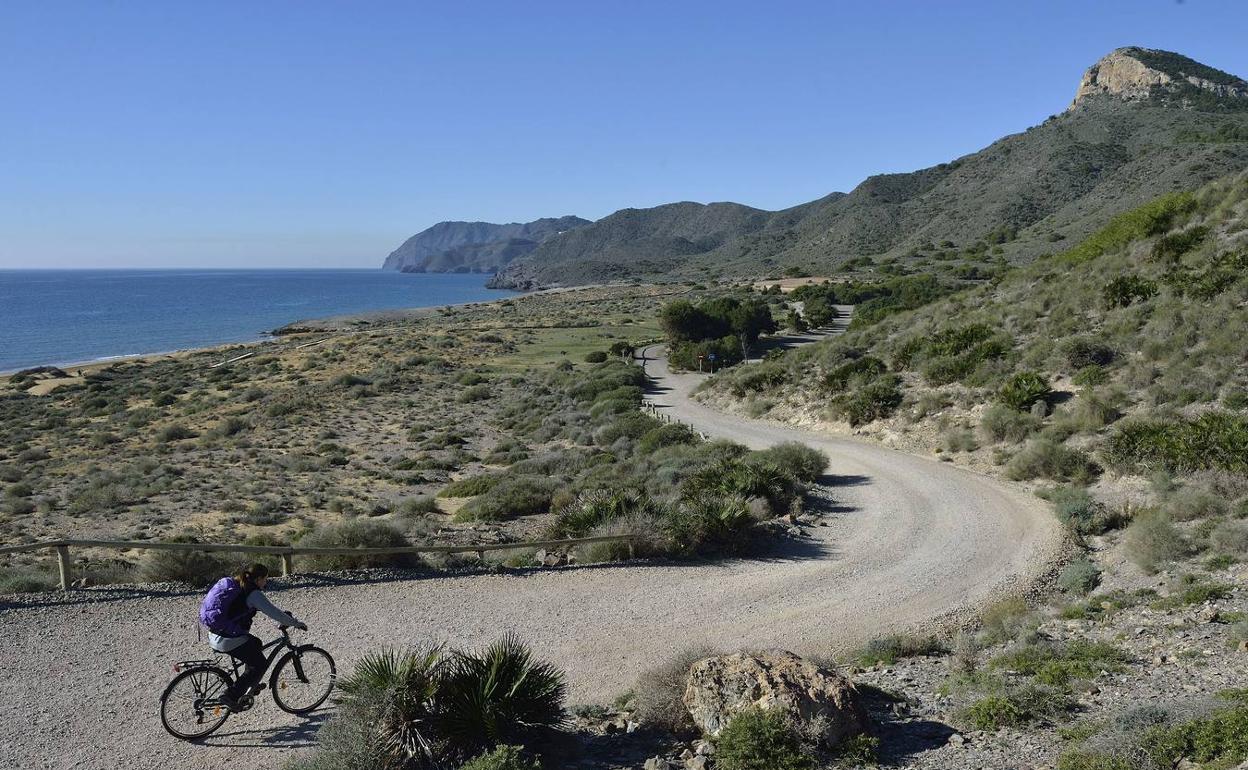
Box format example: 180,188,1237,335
790,274,954,328
660,297,777,371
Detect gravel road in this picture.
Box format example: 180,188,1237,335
0,345,1064,770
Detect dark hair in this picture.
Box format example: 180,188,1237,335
234,562,270,586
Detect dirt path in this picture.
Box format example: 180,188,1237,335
0,343,1064,770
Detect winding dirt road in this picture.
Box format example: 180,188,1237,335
0,345,1063,770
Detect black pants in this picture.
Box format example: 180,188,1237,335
224,635,266,698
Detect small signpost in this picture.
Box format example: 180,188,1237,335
698,353,704,373
708,352,717,374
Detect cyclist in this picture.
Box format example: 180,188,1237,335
199,562,306,709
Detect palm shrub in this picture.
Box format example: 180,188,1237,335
666,493,757,555
999,371,1051,411
750,442,828,483
436,634,567,762
337,647,445,769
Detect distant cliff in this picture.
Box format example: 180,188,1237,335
382,216,589,273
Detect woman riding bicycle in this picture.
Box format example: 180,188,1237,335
198,562,306,709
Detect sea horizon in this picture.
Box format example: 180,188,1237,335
0,268,515,373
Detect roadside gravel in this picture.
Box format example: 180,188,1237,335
0,346,1064,770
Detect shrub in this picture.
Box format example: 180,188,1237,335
855,634,943,666
457,384,493,403
1060,191,1196,265
979,597,1036,644
438,634,567,761
638,423,699,454
398,495,439,516
830,376,903,426
1073,365,1108,389
632,646,717,734
439,474,501,498
1104,412,1248,474
1141,701,1248,767
991,640,1130,686
1006,440,1099,483
730,362,789,396
749,442,828,483
156,423,198,443
1124,511,1188,573
1061,338,1116,371
823,356,887,392
666,494,757,555
296,520,418,570
1163,486,1227,521
139,547,232,587
981,404,1042,443
1102,275,1158,308
459,745,542,770
1058,558,1102,595
0,567,57,594
456,476,558,522
999,371,1052,411
583,350,609,364
550,488,661,539
960,684,1074,730
336,646,444,768
961,694,1024,730
1046,486,1120,535
1211,520,1248,555
715,708,814,770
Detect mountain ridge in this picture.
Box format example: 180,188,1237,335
382,215,590,273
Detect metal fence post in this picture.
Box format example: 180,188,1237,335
55,544,72,591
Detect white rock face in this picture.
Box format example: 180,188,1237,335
1070,47,1248,109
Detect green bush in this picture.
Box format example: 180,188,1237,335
1046,486,1120,535
1061,338,1116,371
981,404,1042,443
1058,558,1102,595
637,423,699,454
1141,702,1248,767
750,442,828,483
855,634,944,666
823,356,887,392
669,336,744,371
459,745,542,770
438,634,567,760
1102,412,1248,474
549,488,661,539
991,640,1130,686
139,547,232,587
1060,191,1196,265
715,708,814,770
0,567,57,594
456,476,558,522
830,376,903,426
439,474,502,498
583,351,608,364
398,495,439,515
960,684,1074,730
1056,750,1134,770
1006,440,1099,483
296,520,418,570
156,423,198,442
1124,511,1188,573
666,494,757,555
730,362,788,396
998,371,1052,411
1072,365,1108,389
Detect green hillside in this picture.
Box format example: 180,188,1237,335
490,48,1248,288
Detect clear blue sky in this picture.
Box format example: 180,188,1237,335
3,1,1245,268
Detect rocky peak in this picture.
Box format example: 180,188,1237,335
1070,47,1248,109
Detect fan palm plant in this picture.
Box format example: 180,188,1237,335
435,634,567,761
338,646,446,769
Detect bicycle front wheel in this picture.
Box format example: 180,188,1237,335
270,645,336,714
160,666,233,740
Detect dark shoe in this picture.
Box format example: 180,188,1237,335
218,693,241,711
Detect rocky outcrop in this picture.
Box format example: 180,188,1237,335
1071,47,1248,109
682,650,867,746
382,215,589,273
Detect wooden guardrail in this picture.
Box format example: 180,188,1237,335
0,534,641,591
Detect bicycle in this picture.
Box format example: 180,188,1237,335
159,625,336,740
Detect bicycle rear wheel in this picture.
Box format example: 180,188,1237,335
270,645,336,714
160,666,232,740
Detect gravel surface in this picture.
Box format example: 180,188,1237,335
0,346,1064,770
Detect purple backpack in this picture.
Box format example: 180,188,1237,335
199,577,253,637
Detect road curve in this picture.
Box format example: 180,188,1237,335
0,347,1064,770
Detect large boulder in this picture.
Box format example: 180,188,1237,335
682,650,867,746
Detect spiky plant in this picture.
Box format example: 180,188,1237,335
338,646,446,769
435,634,567,761
549,487,661,538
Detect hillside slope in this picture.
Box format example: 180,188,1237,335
383,215,589,273
491,47,1248,288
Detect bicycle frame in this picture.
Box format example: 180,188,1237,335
173,626,298,682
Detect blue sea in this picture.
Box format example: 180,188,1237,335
0,270,516,373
